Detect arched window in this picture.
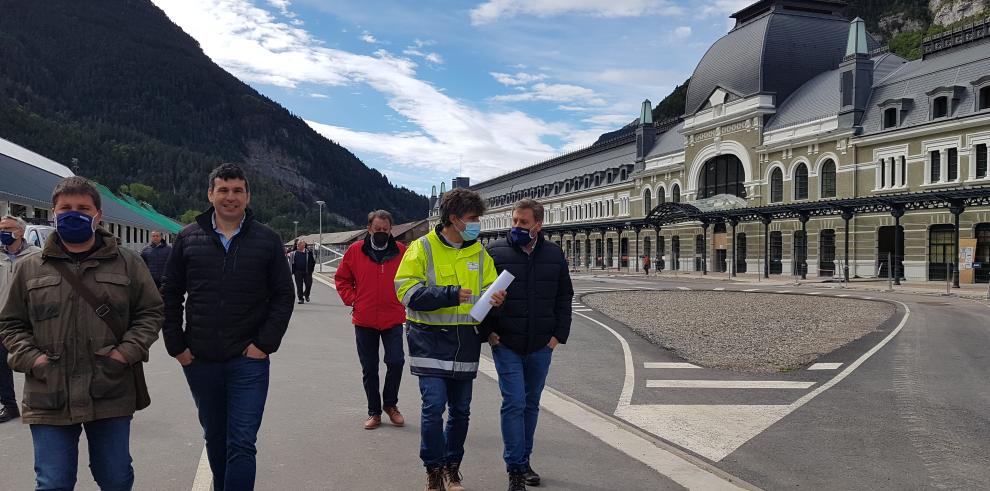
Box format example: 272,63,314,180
643,189,652,214
770,168,783,203
671,184,680,203
932,96,949,119
658,187,666,204
698,154,746,198
820,159,837,198
794,163,809,200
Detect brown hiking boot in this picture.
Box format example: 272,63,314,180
425,466,445,491
444,462,465,491
383,406,405,427
363,414,381,430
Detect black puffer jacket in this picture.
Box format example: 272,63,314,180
162,208,295,361
485,235,573,355
140,241,172,287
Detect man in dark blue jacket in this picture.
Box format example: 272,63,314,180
162,163,295,491
140,230,171,289
485,198,572,491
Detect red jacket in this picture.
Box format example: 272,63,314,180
334,237,407,330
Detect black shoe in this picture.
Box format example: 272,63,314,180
298,300,304,304
523,465,540,486
305,296,310,303
508,472,527,491
0,405,20,423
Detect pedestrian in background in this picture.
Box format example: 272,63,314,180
642,255,650,276
0,177,163,490
335,210,407,430
288,239,316,304
162,163,295,491
140,230,171,290
395,188,505,491
486,198,573,490
0,214,41,424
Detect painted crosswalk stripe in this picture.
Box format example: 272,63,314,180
643,362,701,369
645,380,816,389
808,363,843,370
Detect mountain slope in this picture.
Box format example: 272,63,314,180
0,0,427,237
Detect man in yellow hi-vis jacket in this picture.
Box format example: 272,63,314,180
395,188,505,491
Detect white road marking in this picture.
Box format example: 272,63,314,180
646,380,816,389
312,274,337,290
713,287,725,291
191,446,212,491
808,363,843,370
776,290,791,294
859,296,874,300
574,309,593,312
835,294,850,297
577,300,913,462
676,287,692,291
806,291,822,295
644,362,701,369
742,288,759,292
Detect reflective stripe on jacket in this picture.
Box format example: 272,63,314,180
394,227,496,379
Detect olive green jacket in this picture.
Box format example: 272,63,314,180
0,229,163,425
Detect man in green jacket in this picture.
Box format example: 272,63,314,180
0,176,163,491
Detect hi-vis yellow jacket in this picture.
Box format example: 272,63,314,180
394,226,496,379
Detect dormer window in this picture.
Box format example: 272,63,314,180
926,86,965,121
971,76,990,112
981,85,990,111
883,108,898,129
620,169,627,180
933,96,948,119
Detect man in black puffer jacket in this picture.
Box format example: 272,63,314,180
140,230,171,289
162,163,295,491
485,198,572,491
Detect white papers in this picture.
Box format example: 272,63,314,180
469,270,514,321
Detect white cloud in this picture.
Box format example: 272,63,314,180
700,0,751,18
308,93,329,99
470,0,683,25
152,0,585,182
403,47,444,65
582,114,634,125
492,82,607,105
669,25,692,40
360,31,379,44
490,71,548,86
423,52,443,64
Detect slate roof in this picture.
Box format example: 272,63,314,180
646,122,685,158
860,41,990,136
685,9,849,115
766,53,908,131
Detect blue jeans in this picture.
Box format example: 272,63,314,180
418,376,473,468
492,344,553,472
355,325,405,415
30,416,133,491
183,356,270,491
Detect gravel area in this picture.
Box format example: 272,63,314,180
583,291,896,373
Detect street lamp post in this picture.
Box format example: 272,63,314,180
315,200,325,272
293,220,299,239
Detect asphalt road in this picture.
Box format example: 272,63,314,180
2,273,988,490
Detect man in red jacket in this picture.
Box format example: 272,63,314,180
335,210,408,430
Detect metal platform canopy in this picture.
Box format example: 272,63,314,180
645,187,990,284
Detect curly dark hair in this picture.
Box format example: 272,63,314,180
208,163,250,192
439,188,486,227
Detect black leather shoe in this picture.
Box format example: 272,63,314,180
523,465,540,486
0,405,20,423
508,472,527,491
298,300,304,304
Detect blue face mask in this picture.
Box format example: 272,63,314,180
456,218,481,241
0,231,15,246
509,227,533,247
56,211,95,244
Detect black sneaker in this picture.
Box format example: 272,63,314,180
523,465,540,486
305,296,310,303
0,405,20,423
298,300,304,304
508,472,527,491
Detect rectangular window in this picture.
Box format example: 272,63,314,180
841,71,853,107
933,96,949,119
769,231,783,275
879,159,886,188
977,144,988,179
948,148,958,181
981,86,990,110
930,150,941,182
900,156,907,187
819,230,836,277
883,108,897,129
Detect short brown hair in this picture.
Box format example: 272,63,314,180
209,163,250,192
52,176,102,210
513,198,544,223
367,209,393,226
439,188,486,227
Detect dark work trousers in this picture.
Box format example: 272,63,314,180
293,271,313,301
354,325,405,415
0,345,15,408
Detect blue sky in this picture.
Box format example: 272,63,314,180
152,0,751,195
